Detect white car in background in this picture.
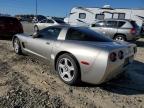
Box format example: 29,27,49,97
34,18,67,31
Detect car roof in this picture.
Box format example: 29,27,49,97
46,25,88,30
0,16,17,19
0,16,19,21
99,19,135,22
46,25,70,29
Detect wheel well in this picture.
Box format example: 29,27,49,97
12,36,17,47
113,33,127,40
34,25,38,28
34,25,39,31
54,51,81,77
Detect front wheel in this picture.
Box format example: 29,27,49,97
56,54,80,85
13,38,22,55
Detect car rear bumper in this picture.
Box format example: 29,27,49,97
100,56,134,83
81,56,134,85
81,44,136,84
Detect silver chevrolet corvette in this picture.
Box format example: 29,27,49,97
12,25,137,85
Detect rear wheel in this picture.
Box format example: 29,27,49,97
13,38,22,55
56,54,80,85
114,35,126,41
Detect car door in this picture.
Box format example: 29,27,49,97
37,19,47,30
103,21,118,38
25,27,61,60
90,21,106,35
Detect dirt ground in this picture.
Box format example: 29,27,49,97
0,39,144,108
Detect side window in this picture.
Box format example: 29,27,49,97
95,14,104,20
66,28,84,40
105,21,118,28
118,21,126,28
47,19,54,23
91,21,105,27
79,13,86,19
112,13,125,19
118,13,125,19
40,19,47,23
113,13,119,19
39,27,61,39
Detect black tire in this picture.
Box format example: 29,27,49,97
34,25,39,32
56,53,80,85
13,38,22,55
114,35,126,41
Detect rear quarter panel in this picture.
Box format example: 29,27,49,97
52,40,105,72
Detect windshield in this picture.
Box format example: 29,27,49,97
66,27,113,42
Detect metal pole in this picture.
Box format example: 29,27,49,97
35,0,38,20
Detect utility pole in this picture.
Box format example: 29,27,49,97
35,0,38,21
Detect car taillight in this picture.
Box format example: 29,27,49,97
109,52,117,62
118,51,124,59
130,28,136,34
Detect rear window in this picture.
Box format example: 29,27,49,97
130,21,139,28
118,21,126,28
55,19,65,24
47,19,54,23
66,27,112,42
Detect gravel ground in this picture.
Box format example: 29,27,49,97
0,39,144,108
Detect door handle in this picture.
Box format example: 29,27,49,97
46,42,50,45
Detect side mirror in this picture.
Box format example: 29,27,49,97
32,32,39,38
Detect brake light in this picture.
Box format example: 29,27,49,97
109,52,117,62
130,28,136,34
118,51,124,59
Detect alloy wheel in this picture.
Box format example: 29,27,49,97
58,58,75,82
14,38,19,53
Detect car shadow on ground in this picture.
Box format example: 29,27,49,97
78,60,144,95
